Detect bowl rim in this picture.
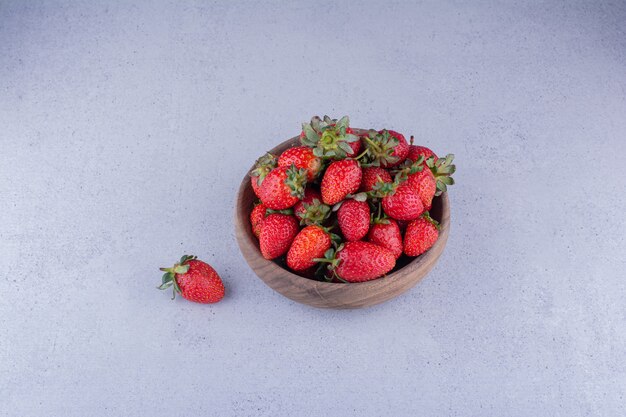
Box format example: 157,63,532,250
234,131,450,290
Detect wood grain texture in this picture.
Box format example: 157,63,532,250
234,132,450,309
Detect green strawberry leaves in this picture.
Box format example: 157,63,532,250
157,254,196,300
427,154,456,196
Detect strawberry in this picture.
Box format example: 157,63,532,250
321,159,362,205
250,153,277,199
371,174,424,221
407,142,437,164
278,146,322,180
382,183,424,220
360,167,392,192
426,153,456,196
404,213,439,256
300,115,361,159
393,157,437,210
294,188,331,226
367,218,403,259
250,203,268,237
287,225,332,271
258,165,307,210
158,255,225,304
362,129,409,168
315,242,395,282
259,213,300,259
336,197,370,242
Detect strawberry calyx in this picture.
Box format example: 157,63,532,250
312,244,347,282
284,164,308,199
426,153,455,196
158,254,196,300
370,201,390,225
250,153,277,185
331,192,368,212
421,211,440,230
361,129,400,167
297,198,331,226
300,115,360,160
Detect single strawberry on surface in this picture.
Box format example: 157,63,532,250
336,196,370,242
315,241,395,282
404,213,440,257
278,146,322,181
321,159,362,205
259,213,300,259
367,218,403,260
158,255,225,304
258,165,308,210
287,225,333,271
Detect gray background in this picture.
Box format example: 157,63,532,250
1,1,625,416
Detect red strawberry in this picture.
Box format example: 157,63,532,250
382,183,424,220
259,213,300,259
406,167,437,210
250,203,267,237
404,214,439,256
346,128,363,157
300,115,361,159
294,188,322,218
294,188,331,226
321,159,362,205
250,153,277,199
287,225,332,271
158,255,225,304
337,198,370,242
367,218,403,259
363,129,409,168
258,165,307,210
407,142,437,164
316,242,395,282
361,167,392,192
278,146,322,180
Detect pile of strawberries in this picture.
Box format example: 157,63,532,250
249,116,455,283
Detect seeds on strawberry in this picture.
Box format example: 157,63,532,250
404,164,437,210
382,183,424,220
287,225,332,271
404,214,439,256
278,146,322,180
258,165,307,210
321,159,362,205
158,255,225,304
250,203,268,238
361,167,392,192
250,153,277,198
337,199,370,242
316,241,395,282
367,219,403,259
259,213,300,259
407,142,437,164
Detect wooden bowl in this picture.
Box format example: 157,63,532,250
234,132,450,309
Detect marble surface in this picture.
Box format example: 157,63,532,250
1,1,625,416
